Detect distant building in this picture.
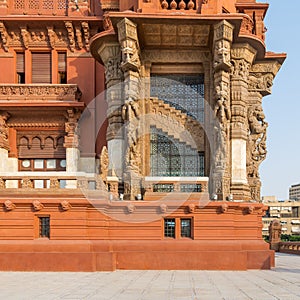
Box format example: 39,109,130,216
289,184,300,201
262,199,300,237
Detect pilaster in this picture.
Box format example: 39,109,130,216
117,18,142,200
211,20,233,200
230,44,256,200
64,109,81,189
97,42,124,179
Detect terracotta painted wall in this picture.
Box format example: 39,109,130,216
67,55,95,105
0,54,14,83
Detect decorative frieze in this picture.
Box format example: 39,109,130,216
0,84,80,101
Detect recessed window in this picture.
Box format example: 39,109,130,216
39,216,50,238
181,219,192,238
21,159,31,168
16,52,25,84
164,218,193,239
32,52,52,83
58,52,67,84
164,218,175,238
46,159,56,169
34,159,44,169
60,159,66,168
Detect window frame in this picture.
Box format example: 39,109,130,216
163,217,193,239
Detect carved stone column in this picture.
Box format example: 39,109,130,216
211,20,233,200
117,18,142,200
247,61,281,201
230,44,256,200
0,111,10,172
97,42,123,180
64,109,81,188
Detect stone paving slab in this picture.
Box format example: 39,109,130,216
0,253,299,300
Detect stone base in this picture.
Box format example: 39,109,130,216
0,239,274,271
0,193,272,271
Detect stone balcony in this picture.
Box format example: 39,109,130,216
0,84,81,102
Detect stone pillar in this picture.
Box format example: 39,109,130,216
211,20,233,200
230,44,256,201
117,18,142,200
247,61,281,201
97,42,124,180
64,109,81,188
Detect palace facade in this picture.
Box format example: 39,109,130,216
0,0,285,271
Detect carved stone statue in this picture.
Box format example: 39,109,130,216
100,146,109,181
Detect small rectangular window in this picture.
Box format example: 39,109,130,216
16,52,25,83
164,218,175,238
181,219,192,238
58,52,67,84
39,217,50,238
32,52,51,83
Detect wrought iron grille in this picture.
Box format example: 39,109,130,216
150,74,205,123
180,219,191,238
150,127,204,177
180,183,202,192
153,183,174,192
39,216,50,238
164,218,176,238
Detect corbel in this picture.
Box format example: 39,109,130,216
0,21,9,52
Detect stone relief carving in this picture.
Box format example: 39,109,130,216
61,200,72,211
75,26,83,49
0,21,9,51
64,21,75,52
0,85,78,100
248,73,274,95
0,111,10,142
103,14,113,31
105,55,122,83
3,200,16,211
100,146,109,182
32,200,44,211
247,105,268,179
120,39,141,72
81,21,90,51
240,16,254,35
231,59,250,81
160,204,167,214
214,40,231,68
64,109,81,148
20,27,30,49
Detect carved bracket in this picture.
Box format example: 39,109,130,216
0,21,9,51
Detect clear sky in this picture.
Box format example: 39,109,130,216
260,1,300,200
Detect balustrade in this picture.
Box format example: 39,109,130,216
279,242,300,255
161,0,196,11
0,173,102,190
0,84,80,101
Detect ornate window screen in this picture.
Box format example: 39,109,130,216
150,127,204,177
150,74,204,123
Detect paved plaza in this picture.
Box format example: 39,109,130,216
0,253,299,300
